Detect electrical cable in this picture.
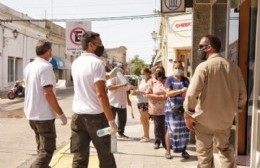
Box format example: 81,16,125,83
0,13,161,23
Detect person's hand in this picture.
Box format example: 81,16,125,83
109,120,118,135
181,87,187,93
128,85,136,90
59,113,67,125
146,93,151,98
120,83,128,87
128,100,132,106
184,112,197,131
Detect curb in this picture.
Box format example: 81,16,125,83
50,143,99,168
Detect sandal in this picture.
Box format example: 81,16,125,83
140,137,150,143
181,151,190,159
165,153,172,159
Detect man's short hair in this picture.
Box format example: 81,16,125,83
81,31,100,50
205,35,221,53
35,39,52,56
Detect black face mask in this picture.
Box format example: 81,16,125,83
155,71,164,78
198,49,207,61
94,45,104,57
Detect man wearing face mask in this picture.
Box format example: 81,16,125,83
106,64,132,139
71,31,117,168
183,35,247,168
24,39,67,168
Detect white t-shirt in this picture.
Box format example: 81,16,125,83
136,79,148,103
72,52,106,114
107,77,128,108
24,57,56,120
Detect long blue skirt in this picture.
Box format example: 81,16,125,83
165,104,190,153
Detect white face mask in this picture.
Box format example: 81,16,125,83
48,57,53,62
140,75,146,80
173,69,183,77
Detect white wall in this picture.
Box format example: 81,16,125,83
0,3,69,89
163,13,192,77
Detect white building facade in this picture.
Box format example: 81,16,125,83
155,13,192,77
0,3,71,92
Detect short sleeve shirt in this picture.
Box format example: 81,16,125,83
72,52,106,114
107,77,128,108
165,76,189,105
146,78,166,115
24,57,56,120
136,79,148,103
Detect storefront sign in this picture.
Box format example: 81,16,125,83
172,20,192,32
161,0,185,13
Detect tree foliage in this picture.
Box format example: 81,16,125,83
129,55,149,76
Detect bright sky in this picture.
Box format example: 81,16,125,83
1,0,161,64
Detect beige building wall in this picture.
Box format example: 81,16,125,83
105,46,127,69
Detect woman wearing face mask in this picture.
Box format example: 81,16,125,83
164,61,190,159
146,65,167,149
131,68,152,142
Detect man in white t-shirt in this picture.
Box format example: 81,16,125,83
107,65,132,138
71,31,117,168
24,39,67,168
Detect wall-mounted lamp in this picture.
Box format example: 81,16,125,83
12,29,18,39
3,29,19,48
151,30,158,42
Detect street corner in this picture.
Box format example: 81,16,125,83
50,143,99,168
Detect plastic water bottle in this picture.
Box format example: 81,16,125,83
111,134,117,153
116,70,128,85
97,127,111,137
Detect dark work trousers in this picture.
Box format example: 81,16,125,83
153,115,166,148
70,113,116,168
111,106,127,135
29,119,56,168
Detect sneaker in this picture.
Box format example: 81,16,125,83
181,151,190,159
140,137,150,143
118,133,129,139
165,153,172,159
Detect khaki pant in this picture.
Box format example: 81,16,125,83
29,119,56,168
195,124,236,168
70,113,116,168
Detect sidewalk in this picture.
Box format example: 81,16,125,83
49,103,250,168
50,121,198,168
49,102,199,168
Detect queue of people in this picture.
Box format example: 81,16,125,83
23,33,246,168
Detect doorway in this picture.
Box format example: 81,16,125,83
176,49,191,77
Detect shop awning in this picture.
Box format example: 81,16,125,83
50,56,71,70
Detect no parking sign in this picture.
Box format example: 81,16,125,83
66,21,91,55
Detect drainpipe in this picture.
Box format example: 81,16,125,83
0,25,4,89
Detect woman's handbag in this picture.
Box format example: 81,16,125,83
167,98,184,115
171,104,184,115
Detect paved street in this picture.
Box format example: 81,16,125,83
0,87,249,168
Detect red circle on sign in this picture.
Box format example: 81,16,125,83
70,27,86,46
